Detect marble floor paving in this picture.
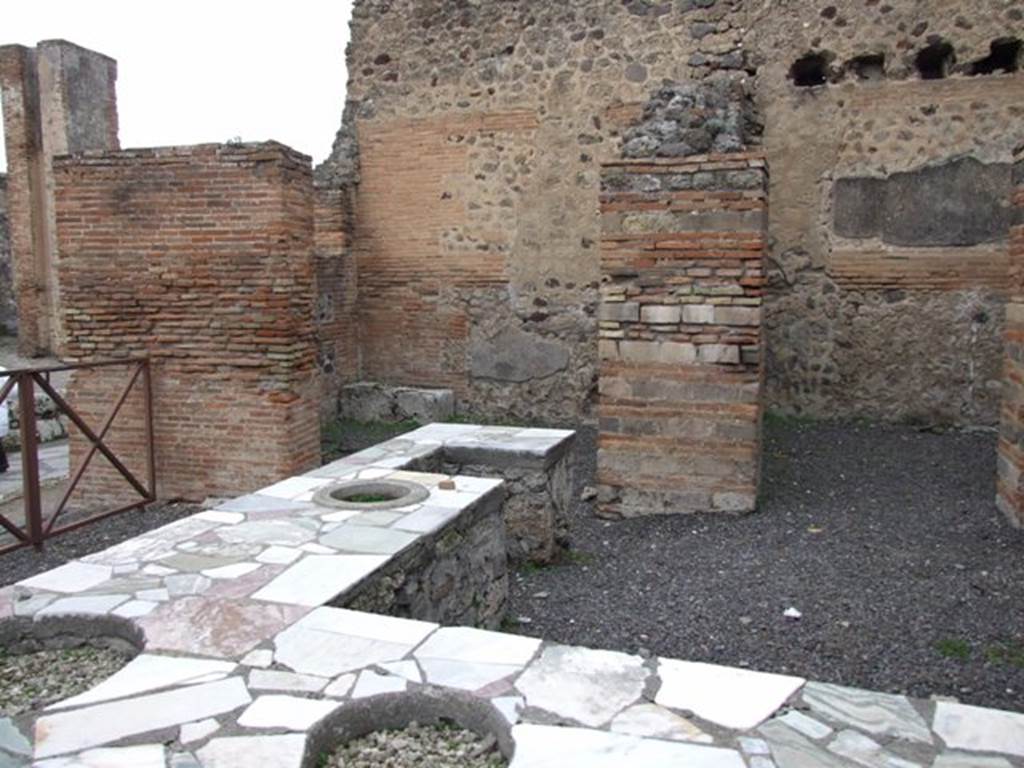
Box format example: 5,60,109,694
0,424,1021,767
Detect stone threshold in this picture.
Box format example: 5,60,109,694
0,423,1018,767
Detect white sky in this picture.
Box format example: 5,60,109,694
0,0,353,171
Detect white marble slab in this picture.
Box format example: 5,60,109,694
34,744,167,768
419,658,523,691
318,524,419,554
34,677,251,758
255,546,303,565
415,626,541,666
378,660,423,683
323,674,357,698
299,607,437,645
218,519,319,548
194,511,245,525
252,555,389,606
111,599,158,618
255,476,330,500
933,701,1024,758
351,670,408,699
391,505,462,534
180,718,220,745
931,754,1014,768
516,645,649,727
509,724,745,768
248,669,328,693
274,625,417,677
610,704,712,743
237,695,339,730
50,655,236,710
655,659,804,730
19,562,112,594
201,563,261,580
36,594,128,618
196,735,307,768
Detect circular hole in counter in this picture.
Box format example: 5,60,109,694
312,479,431,511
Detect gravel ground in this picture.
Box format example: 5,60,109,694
509,420,1024,712
323,723,505,767
0,502,201,587
0,646,131,716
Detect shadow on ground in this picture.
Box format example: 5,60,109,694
509,419,1024,711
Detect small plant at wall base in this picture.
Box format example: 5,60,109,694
935,637,972,661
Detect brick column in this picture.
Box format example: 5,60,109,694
596,154,767,517
0,40,118,355
997,150,1024,527
54,143,320,503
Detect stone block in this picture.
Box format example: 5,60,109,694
619,340,697,365
682,305,715,324
599,339,620,360
640,305,682,324
395,388,455,423
340,382,455,423
714,306,761,326
600,302,640,322
697,344,740,364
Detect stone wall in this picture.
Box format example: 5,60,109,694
0,40,119,357
0,174,14,335
596,154,765,516
996,151,1024,527
53,143,321,504
323,0,1024,427
339,483,509,629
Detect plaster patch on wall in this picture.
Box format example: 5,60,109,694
470,326,570,384
833,157,1012,246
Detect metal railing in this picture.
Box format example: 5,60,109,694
0,357,156,554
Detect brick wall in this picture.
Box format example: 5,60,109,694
353,112,536,398
596,155,767,517
314,184,360,419
0,174,14,334
0,41,118,356
53,143,321,503
997,152,1024,528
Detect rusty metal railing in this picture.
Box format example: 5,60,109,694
0,358,156,554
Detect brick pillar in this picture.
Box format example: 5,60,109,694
996,150,1024,527
0,40,118,355
54,143,320,504
596,154,767,517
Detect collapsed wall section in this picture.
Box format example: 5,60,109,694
997,151,1024,527
53,143,321,503
596,154,766,517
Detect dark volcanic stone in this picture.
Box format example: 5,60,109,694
509,421,1024,712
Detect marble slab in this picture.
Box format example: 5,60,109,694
508,724,745,768
252,555,389,606
655,660,804,730
932,701,1024,758
34,678,251,758
516,645,649,728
